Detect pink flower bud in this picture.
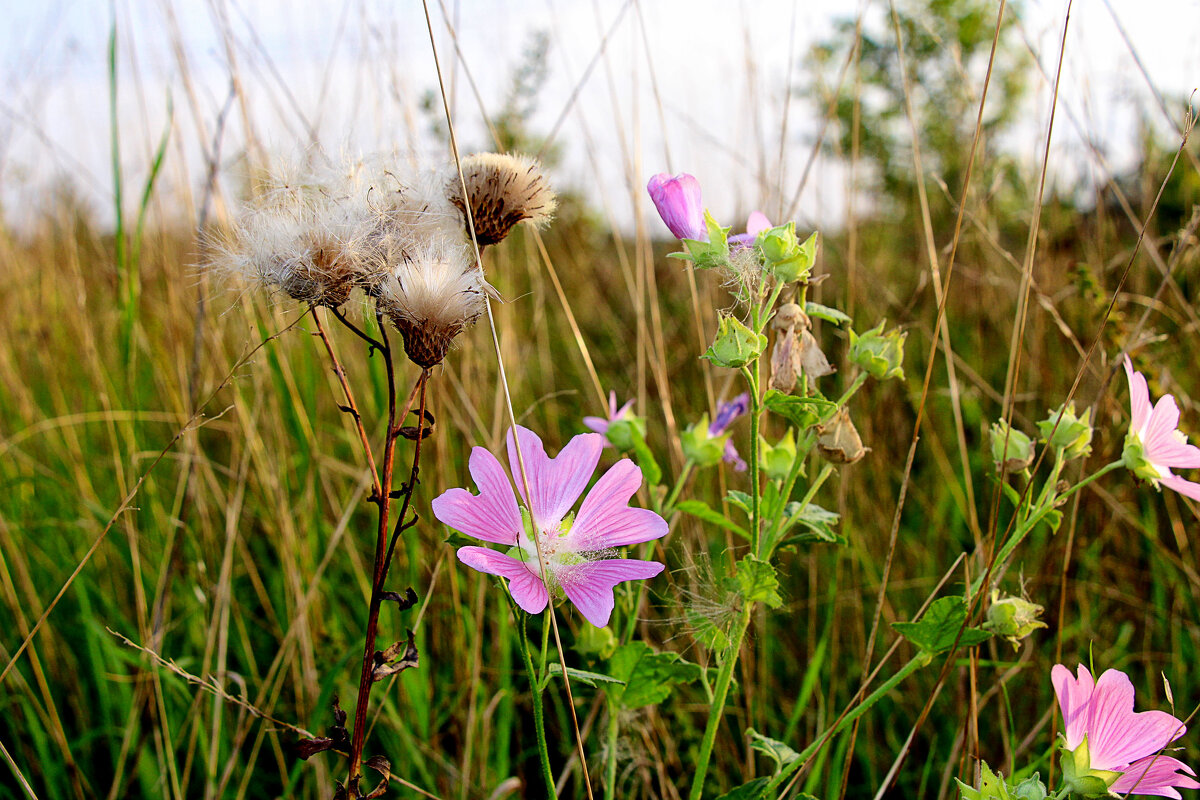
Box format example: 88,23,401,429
647,173,707,241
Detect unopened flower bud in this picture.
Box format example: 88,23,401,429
681,416,728,467
702,314,767,369
983,590,1047,651
849,322,906,381
1037,403,1093,461
759,225,816,284
759,430,798,481
990,421,1034,473
817,407,868,464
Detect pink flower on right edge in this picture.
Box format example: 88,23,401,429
1053,664,1199,798
1122,356,1200,500
431,427,668,628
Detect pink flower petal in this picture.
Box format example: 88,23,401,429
568,459,667,550
457,547,548,615
1126,357,1153,433
431,447,523,545
582,416,609,435
1145,395,1184,456
1112,755,1200,798
1053,663,1095,750
647,173,706,241
1086,669,1187,770
1161,475,1200,501
556,559,665,627
745,210,772,236
506,427,603,529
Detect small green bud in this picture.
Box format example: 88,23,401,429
990,421,1034,473
983,590,1047,651
1037,403,1093,461
849,322,906,381
757,225,816,283
759,429,798,481
956,763,1047,800
702,314,767,369
681,416,727,467
604,416,645,452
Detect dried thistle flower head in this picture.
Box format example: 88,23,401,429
213,158,383,307
377,238,485,367
446,153,557,247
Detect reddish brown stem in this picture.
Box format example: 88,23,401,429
313,307,382,499
344,350,431,798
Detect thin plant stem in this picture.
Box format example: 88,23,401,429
603,706,619,800
766,653,932,794
688,604,753,800
516,612,557,800
313,307,381,497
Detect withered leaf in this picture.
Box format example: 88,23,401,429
381,587,418,610
363,755,392,799
372,630,419,682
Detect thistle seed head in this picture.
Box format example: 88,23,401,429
445,153,557,247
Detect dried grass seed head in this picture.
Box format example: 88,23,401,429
446,153,557,247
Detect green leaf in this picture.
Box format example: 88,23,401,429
763,389,837,430
443,531,476,548
748,729,800,774
775,503,847,549
675,499,749,540
736,555,783,609
687,608,731,651
603,642,701,710
542,663,626,692
891,597,992,654
715,778,769,800
725,490,754,519
805,301,851,325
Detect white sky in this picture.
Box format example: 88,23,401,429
1,0,1198,233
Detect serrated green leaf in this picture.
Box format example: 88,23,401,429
603,641,701,709
748,729,800,774
805,301,851,325
687,608,731,651
891,597,992,654
675,499,749,540
763,389,838,429
715,778,770,800
736,555,783,609
774,502,847,550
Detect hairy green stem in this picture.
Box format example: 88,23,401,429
688,604,754,800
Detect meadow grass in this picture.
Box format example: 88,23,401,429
2,3,1200,799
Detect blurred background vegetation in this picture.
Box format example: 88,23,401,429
2,1,1199,798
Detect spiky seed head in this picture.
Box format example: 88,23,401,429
377,238,485,367
445,153,557,247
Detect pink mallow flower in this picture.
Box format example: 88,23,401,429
729,210,772,247
432,427,668,628
1053,664,1198,798
583,391,635,445
1123,356,1200,500
647,173,706,241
